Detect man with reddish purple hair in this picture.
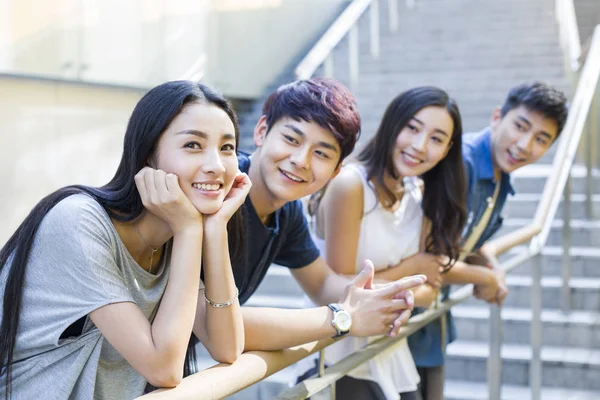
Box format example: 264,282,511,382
231,78,427,351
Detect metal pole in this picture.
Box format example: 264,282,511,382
369,0,380,58
561,175,572,312
530,253,542,400
324,55,334,78
318,349,336,400
487,304,503,400
388,0,398,32
587,92,599,218
586,103,593,218
318,349,325,377
348,25,359,91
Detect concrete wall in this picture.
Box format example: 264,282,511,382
204,0,347,98
0,0,347,97
0,76,143,244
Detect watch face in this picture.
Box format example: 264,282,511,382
335,311,352,332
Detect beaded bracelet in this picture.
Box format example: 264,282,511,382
203,287,239,308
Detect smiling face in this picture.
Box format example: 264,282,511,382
490,105,558,174
153,102,238,215
252,116,342,204
390,106,454,179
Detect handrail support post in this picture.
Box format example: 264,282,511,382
388,0,399,32
487,304,503,400
530,253,542,400
561,174,572,312
370,0,380,58
587,91,598,217
348,25,360,91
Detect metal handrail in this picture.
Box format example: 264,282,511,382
295,0,374,80
555,0,582,71
294,0,414,90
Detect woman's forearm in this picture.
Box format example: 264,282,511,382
413,284,437,308
198,223,244,363
442,261,494,285
149,228,204,376
374,259,418,282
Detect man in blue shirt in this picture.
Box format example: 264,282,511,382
409,81,569,400
229,78,427,355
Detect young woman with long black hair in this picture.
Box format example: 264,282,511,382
298,87,467,400
0,81,249,399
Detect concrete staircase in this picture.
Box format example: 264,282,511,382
217,0,600,398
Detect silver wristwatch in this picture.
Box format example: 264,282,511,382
327,303,352,338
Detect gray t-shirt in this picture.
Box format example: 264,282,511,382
0,194,171,399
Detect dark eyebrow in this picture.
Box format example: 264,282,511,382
284,124,339,153
176,130,236,141
537,130,554,141
516,116,532,127
411,117,449,137
175,129,208,138
411,117,425,126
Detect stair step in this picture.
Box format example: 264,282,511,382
503,245,600,278
497,218,600,247
445,341,600,390
464,275,600,311
444,379,600,400
503,193,600,219
453,305,600,347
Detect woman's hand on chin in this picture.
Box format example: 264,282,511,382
204,171,252,226
135,167,203,234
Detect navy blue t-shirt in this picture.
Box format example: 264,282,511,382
234,153,321,305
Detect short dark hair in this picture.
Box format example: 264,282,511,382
262,77,361,164
500,81,568,137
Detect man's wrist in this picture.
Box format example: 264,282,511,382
327,303,352,338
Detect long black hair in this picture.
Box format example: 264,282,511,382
357,86,467,267
0,80,244,396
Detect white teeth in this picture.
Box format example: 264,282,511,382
403,153,422,163
508,150,525,162
193,183,221,191
282,170,303,182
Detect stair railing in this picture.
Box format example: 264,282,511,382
556,0,582,75
295,0,416,90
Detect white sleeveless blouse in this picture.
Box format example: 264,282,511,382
297,164,423,399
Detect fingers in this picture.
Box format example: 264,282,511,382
143,167,160,203
389,309,412,337
134,168,150,206
234,172,252,189
154,169,170,199
392,289,415,309
496,286,508,307
352,260,375,289
375,274,426,297
165,172,184,196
